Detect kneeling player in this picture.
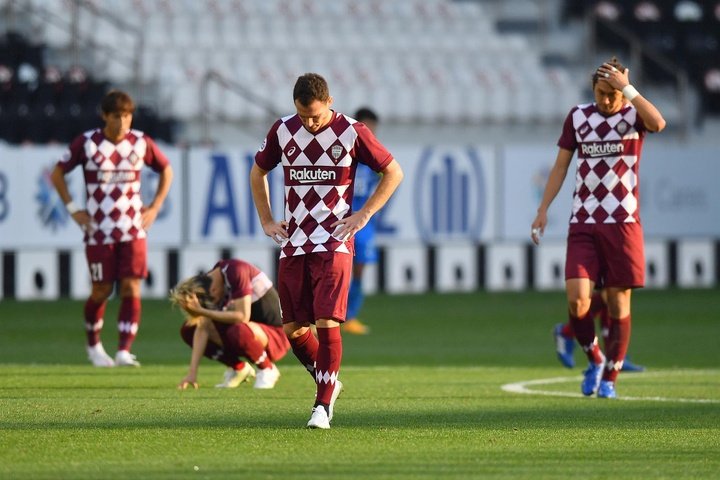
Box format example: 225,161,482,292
170,258,289,390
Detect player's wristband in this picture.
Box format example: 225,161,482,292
622,85,640,101
65,201,81,215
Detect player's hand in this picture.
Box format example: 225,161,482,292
178,375,199,390
331,210,370,241
71,211,95,233
141,205,160,230
178,294,203,316
262,220,289,245
530,212,547,245
597,63,629,91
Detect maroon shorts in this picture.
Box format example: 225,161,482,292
565,222,645,288
225,322,290,362
85,238,147,283
277,252,353,324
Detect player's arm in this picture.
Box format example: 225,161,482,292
598,63,666,132
179,317,209,390
531,148,573,244
49,164,93,230
178,294,251,324
141,163,174,230
250,163,288,244
332,158,403,240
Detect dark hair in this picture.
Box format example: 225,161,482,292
354,107,379,124
100,90,135,115
293,73,330,106
592,56,626,88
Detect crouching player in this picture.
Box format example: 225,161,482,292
170,258,290,390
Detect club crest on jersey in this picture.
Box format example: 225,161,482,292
616,120,629,135
128,152,140,164
331,145,343,160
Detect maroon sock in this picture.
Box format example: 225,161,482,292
118,297,141,351
603,315,631,382
289,328,318,376
569,312,604,364
314,327,342,410
84,298,106,346
179,322,243,369
231,324,272,369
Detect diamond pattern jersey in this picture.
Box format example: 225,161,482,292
255,112,393,258
557,102,648,224
57,128,170,245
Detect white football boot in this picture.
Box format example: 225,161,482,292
115,350,141,367
86,343,115,367
215,364,256,388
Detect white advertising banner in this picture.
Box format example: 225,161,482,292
185,144,497,246
502,143,720,240
0,144,183,248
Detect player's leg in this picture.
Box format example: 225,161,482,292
114,239,148,366
344,262,370,335
84,244,116,367
565,226,605,395
179,321,253,388
598,223,646,397
226,322,281,389
278,256,318,378
306,252,351,429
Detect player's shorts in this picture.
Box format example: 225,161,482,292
277,251,353,324
85,238,147,283
225,322,290,362
565,222,645,288
354,222,378,264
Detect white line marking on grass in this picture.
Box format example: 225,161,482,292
501,373,720,404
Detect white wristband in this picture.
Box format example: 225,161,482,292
65,201,81,215
622,85,639,101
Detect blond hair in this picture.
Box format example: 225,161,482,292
169,274,214,314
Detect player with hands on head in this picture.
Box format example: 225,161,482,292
170,258,290,390
251,73,403,428
51,89,173,368
531,57,665,398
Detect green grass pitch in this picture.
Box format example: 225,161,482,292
1,289,719,479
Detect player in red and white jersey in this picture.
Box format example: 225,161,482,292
531,57,665,399
51,90,173,368
251,73,403,428
171,258,290,390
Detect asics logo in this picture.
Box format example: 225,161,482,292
287,146,297,157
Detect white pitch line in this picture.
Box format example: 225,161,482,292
501,374,720,404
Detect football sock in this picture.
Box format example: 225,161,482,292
569,311,604,364
84,298,106,346
314,326,342,412
289,327,318,376
603,315,631,382
346,277,363,320
599,305,611,348
560,322,574,338
118,297,141,352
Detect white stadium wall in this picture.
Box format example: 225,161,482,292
1,143,718,298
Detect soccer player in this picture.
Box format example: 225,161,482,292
250,73,403,428
170,258,290,390
531,57,665,398
553,290,645,372
51,90,173,368
343,107,381,336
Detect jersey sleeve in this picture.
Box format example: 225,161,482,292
556,109,578,152
57,134,87,173
143,136,171,172
227,260,254,299
254,120,283,171
352,122,393,173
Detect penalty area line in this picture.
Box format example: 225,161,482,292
501,375,720,404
